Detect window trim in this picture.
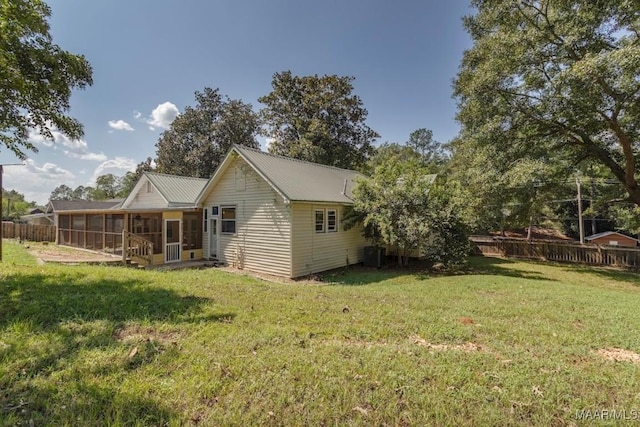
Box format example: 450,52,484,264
327,209,338,233
315,209,325,233
220,205,237,235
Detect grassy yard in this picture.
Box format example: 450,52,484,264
2,240,640,426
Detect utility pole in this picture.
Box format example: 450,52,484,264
576,176,584,244
590,176,597,235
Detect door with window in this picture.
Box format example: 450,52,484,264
164,219,182,263
209,218,218,259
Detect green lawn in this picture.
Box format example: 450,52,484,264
2,240,640,426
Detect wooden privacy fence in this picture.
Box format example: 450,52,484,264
470,236,640,269
2,222,56,242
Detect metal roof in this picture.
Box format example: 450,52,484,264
48,199,123,212
233,145,365,204
144,172,209,207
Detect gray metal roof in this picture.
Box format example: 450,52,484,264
233,145,364,203
145,172,209,207
48,199,123,212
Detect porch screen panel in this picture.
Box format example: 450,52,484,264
183,212,202,250
58,215,71,245
71,214,85,247
131,213,162,254
86,214,104,250
105,214,124,254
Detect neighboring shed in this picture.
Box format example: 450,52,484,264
585,231,639,247
20,210,53,225
196,145,369,278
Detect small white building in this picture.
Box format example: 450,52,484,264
196,145,369,278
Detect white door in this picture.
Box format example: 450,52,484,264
164,219,182,263
209,218,218,259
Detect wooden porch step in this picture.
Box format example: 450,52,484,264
124,258,146,269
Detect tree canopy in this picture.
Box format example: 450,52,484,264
155,88,260,178
2,188,37,221
259,71,378,171
0,0,93,159
351,148,468,267
454,0,640,207
120,157,155,197
49,172,132,202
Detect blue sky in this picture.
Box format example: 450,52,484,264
2,0,472,204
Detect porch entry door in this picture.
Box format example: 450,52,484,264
209,218,218,259
164,219,182,263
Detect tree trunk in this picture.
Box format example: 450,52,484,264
527,216,533,240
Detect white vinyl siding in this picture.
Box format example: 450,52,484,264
201,157,291,277
291,203,368,278
126,177,167,209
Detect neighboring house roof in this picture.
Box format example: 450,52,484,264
197,145,365,205
122,172,209,208
585,231,638,242
19,212,54,223
47,199,123,213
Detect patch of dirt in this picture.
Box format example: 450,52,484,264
113,324,184,345
411,335,482,352
319,336,487,354
24,242,121,264
595,348,640,364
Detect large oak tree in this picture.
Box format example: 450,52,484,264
1,0,93,159
259,71,378,171
454,1,640,206
155,88,260,178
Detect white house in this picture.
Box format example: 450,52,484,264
196,145,369,278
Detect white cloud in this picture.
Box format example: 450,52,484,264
65,151,108,162
27,128,105,161
90,157,137,183
108,119,135,131
28,128,87,152
136,102,179,131
3,159,75,205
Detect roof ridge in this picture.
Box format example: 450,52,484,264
233,144,361,174
145,171,209,181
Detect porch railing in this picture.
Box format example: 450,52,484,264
122,230,154,266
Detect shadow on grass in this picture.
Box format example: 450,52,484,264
0,272,211,328
5,380,175,426
0,270,223,424
322,256,557,286
558,263,640,286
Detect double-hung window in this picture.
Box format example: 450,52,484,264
221,206,236,234
315,208,338,233
327,209,337,232
315,210,325,233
